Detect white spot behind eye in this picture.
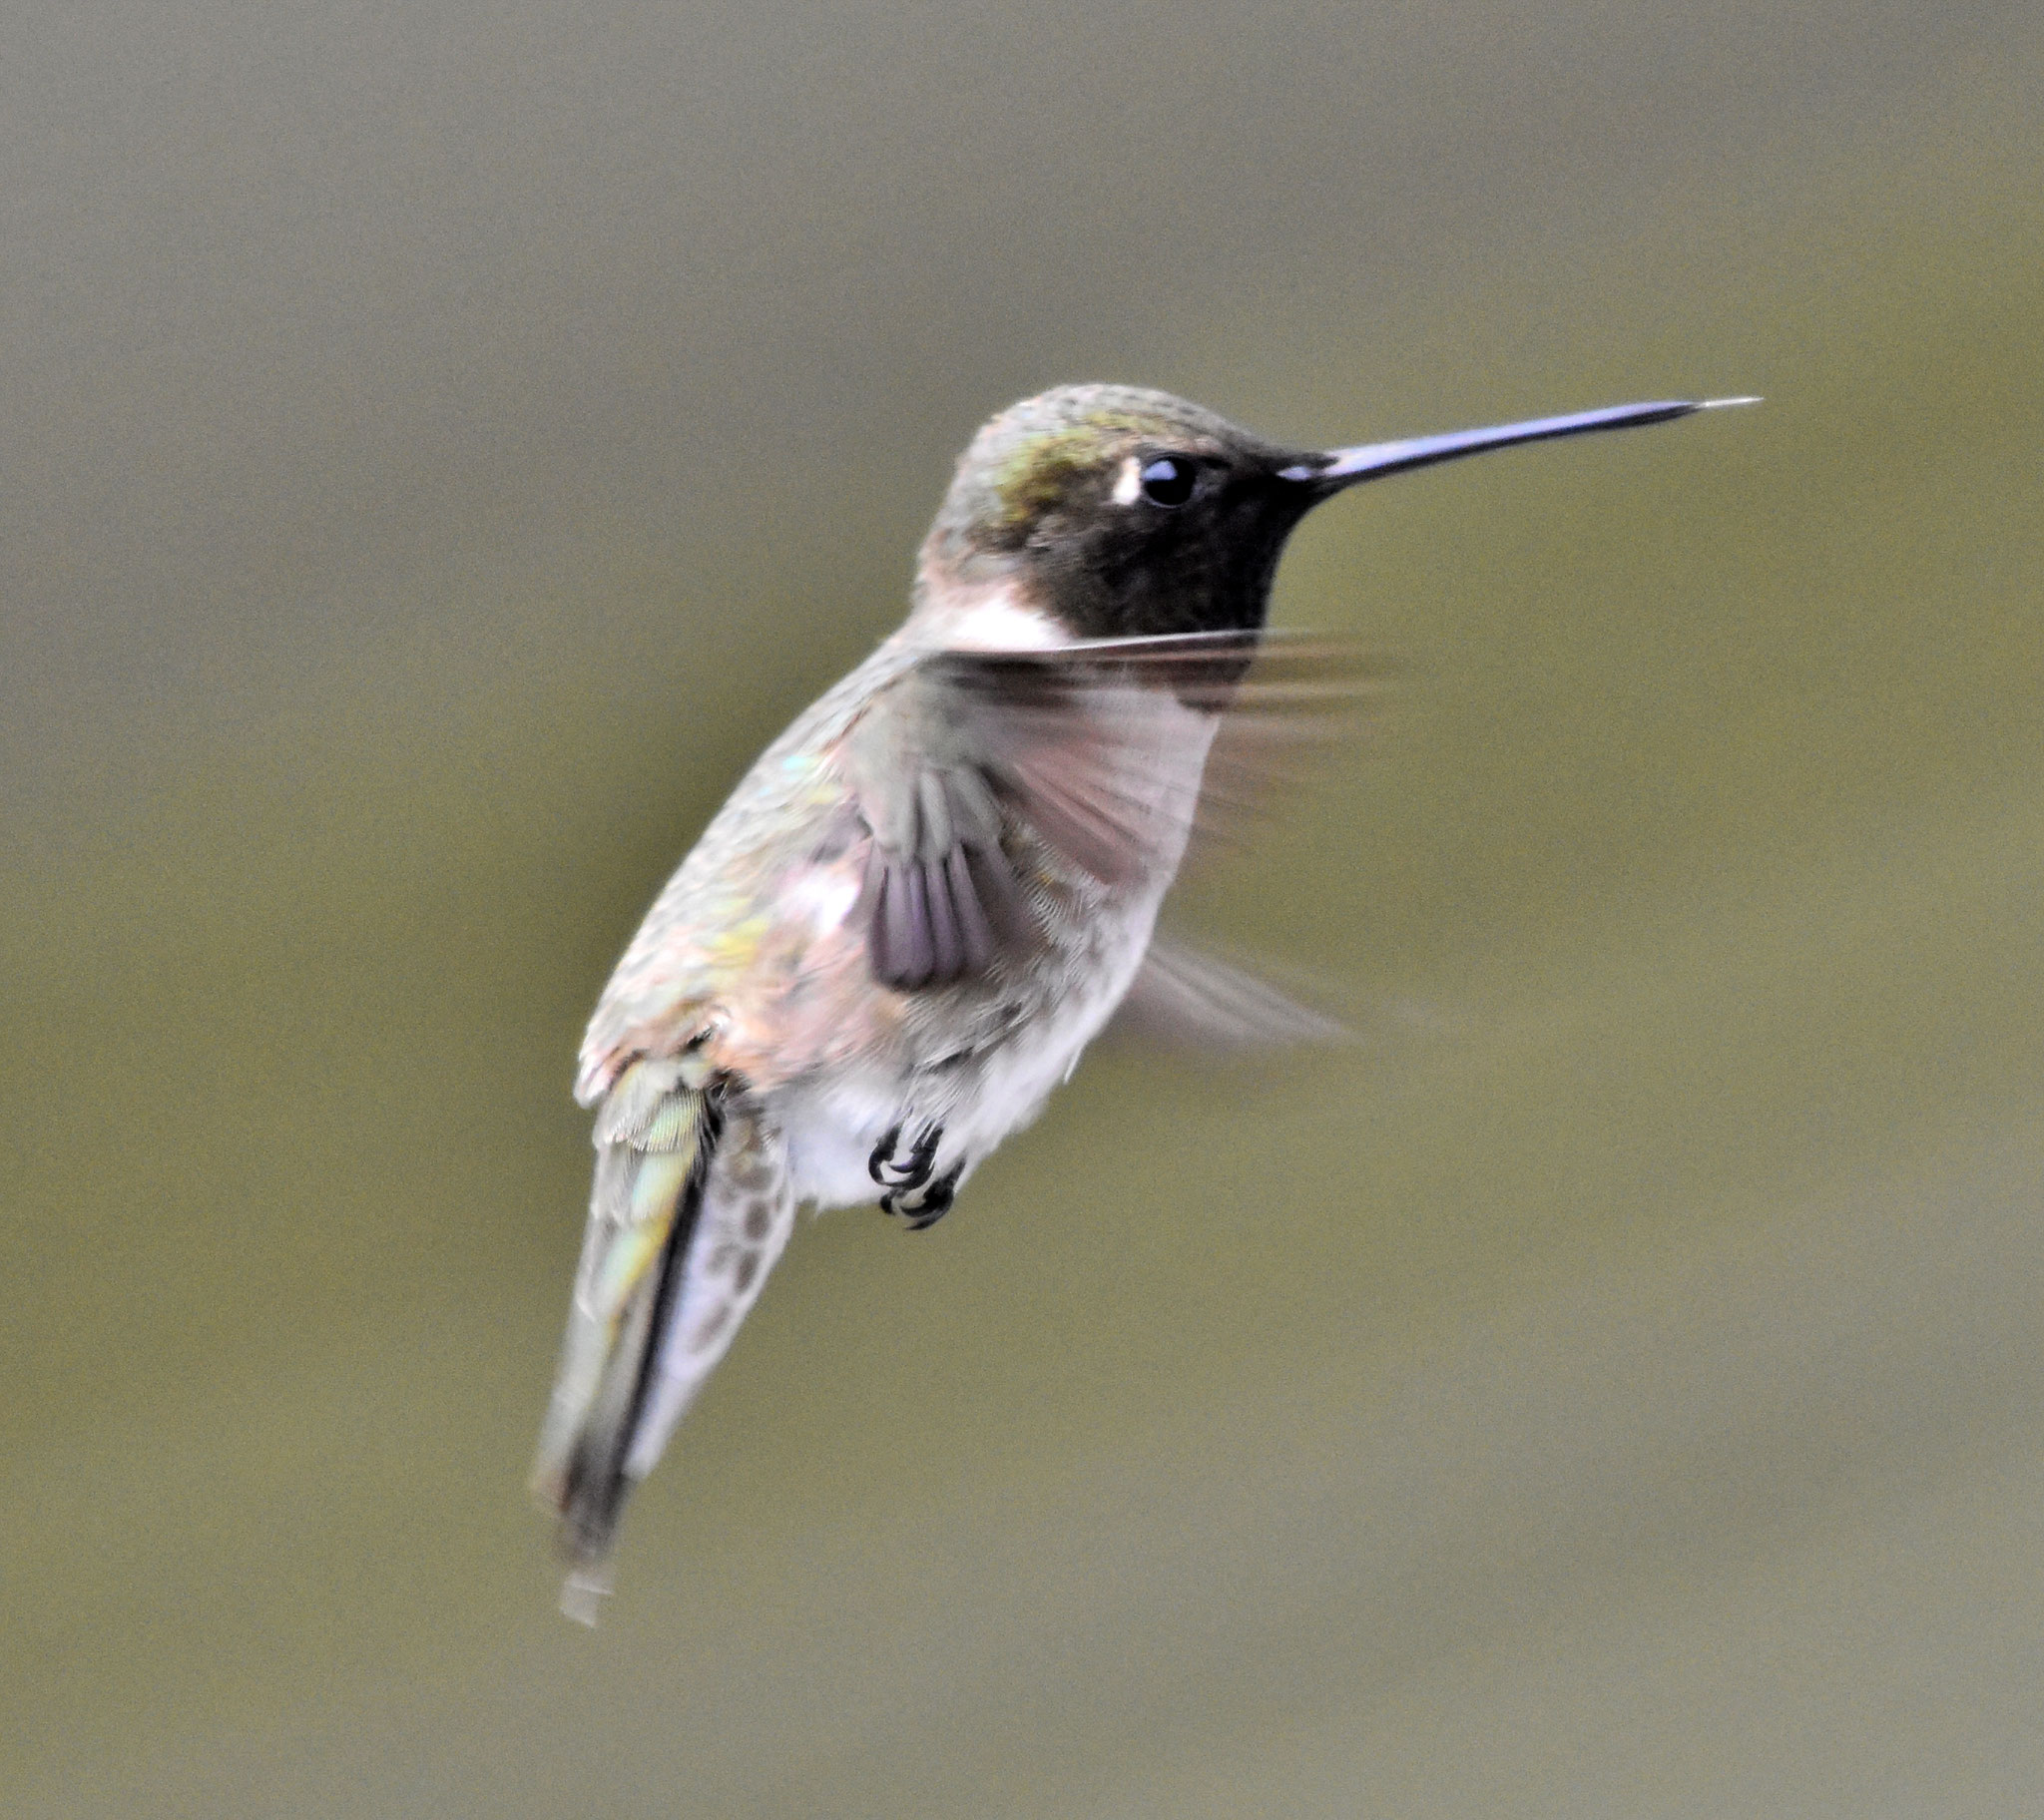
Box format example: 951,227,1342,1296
1111,456,1143,506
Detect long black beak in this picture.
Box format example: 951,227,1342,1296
1279,396,1760,493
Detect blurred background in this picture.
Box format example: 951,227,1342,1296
5,2,2043,1814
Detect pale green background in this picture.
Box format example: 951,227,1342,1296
5,3,2044,1814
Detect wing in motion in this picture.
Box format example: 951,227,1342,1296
1111,934,1351,1051
842,630,1385,990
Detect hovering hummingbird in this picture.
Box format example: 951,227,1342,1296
531,382,1751,1618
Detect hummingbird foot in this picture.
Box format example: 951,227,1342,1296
884,1159,963,1232
868,1121,944,1192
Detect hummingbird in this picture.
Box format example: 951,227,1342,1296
531,382,1751,1619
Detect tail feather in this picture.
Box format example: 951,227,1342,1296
532,1060,798,1622
554,1134,714,1578
530,1057,720,1615
623,1111,794,1480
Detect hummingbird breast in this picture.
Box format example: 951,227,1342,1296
786,686,1220,1206
581,632,1223,1212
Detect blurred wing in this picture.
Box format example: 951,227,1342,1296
1112,934,1350,1050
1184,634,1392,860
842,630,1384,989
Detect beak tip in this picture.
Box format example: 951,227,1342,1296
1284,392,1763,491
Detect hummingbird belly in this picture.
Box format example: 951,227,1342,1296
768,875,1174,1210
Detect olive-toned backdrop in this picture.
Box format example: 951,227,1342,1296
6,3,2043,1813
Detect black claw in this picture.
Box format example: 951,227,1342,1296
897,1161,963,1232
867,1126,902,1186
868,1121,944,1191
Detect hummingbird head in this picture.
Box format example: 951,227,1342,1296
919,383,1317,643
916,383,1746,644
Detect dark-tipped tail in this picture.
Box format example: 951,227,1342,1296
551,1159,704,1615
531,1065,722,1620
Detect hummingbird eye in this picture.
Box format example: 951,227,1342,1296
1138,456,1199,507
